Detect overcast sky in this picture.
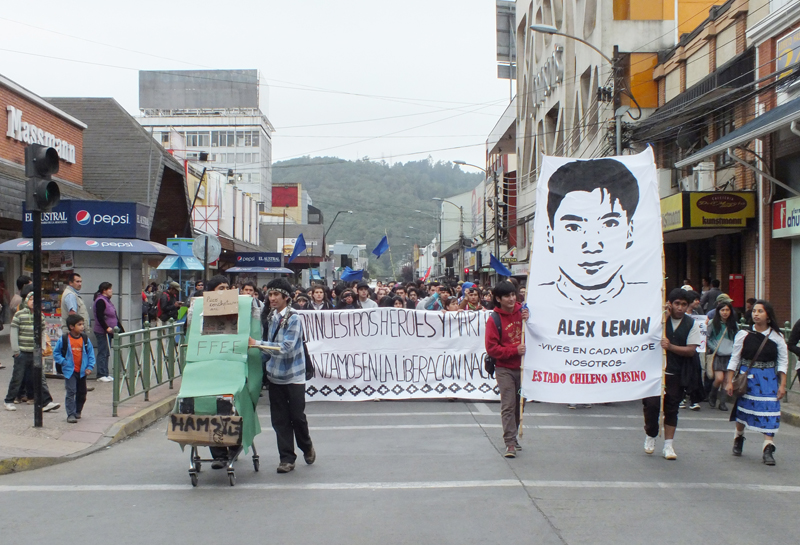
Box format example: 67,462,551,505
1,0,512,168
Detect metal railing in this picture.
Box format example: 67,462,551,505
112,320,185,417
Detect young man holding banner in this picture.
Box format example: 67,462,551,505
642,289,701,460
485,281,529,458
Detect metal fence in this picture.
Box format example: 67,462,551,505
111,320,185,417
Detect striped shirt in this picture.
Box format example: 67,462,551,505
11,307,48,354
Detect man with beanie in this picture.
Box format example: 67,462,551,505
356,282,377,309
157,282,183,325
249,278,315,474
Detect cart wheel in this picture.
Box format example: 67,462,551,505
228,472,236,487
253,456,260,472
190,473,198,487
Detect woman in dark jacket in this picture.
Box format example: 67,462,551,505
706,301,737,411
309,285,333,310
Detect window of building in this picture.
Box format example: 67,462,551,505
160,132,170,144
184,131,210,147
212,131,235,147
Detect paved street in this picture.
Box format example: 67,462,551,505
1,398,799,544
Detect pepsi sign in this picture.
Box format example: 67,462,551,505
235,252,282,266
23,200,150,239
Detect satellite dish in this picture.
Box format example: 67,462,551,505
192,234,221,263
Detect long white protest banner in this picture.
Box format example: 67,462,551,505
522,149,664,404
297,308,500,401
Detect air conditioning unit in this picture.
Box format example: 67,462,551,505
693,161,716,191
657,169,674,199
679,175,696,192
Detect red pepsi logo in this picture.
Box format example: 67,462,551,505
16,240,31,247
76,210,91,225
85,240,99,247
237,256,242,261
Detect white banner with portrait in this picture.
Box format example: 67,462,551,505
297,308,500,401
522,149,664,403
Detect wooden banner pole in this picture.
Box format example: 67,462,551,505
659,245,667,438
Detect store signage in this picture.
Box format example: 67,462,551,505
533,46,564,107
773,196,800,239
688,192,755,228
660,192,755,231
22,200,150,239
777,27,800,81
660,193,683,232
235,252,282,266
6,105,77,164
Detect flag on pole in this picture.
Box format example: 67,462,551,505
288,234,307,264
421,266,432,282
371,235,389,259
340,266,364,281
490,253,512,277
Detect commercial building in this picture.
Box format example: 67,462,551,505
670,0,800,321
508,0,722,281
137,70,274,208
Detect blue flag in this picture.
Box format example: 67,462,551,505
288,234,306,263
490,253,512,277
372,235,389,259
340,266,364,281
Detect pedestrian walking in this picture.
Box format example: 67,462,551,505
4,293,60,413
642,289,701,460
335,289,360,310
725,300,789,465
706,301,737,411
54,315,95,423
309,285,333,310
92,282,122,382
484,280,529,458
249,278,315,474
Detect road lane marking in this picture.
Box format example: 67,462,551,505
305,423,731,432
472,403,495,415
3,480,800,493
290,412,731,422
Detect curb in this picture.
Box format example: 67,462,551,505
0,395,176,476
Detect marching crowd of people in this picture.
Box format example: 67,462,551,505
3,269,800,471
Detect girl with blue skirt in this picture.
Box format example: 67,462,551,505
725,300,789,466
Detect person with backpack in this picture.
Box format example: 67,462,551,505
484,281,529,459
157,282,183,325
54,315,96,423
249,277,315,474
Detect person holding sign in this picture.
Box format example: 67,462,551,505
485,281,530,459
642,289,701,460
249,278,315,474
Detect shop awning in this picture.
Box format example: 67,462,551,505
157,255,204,270
675,95,800,168
225,266,293,274
0,237,176,254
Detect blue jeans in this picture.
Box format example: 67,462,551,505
64,373,87,417
94,332,112,378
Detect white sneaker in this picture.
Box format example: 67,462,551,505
4,403,16,411
42,401,60,412
644,435,656,454
663,444,677,460
98,376,113,383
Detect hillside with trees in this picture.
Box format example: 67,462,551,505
272,156,482,278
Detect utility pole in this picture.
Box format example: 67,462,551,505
493,169,500,261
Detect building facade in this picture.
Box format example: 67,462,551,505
137,70,274,208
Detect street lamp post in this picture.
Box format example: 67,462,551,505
432,197,464,281
324,210,353,240
529,24,636,156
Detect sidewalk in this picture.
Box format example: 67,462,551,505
0,330,179,474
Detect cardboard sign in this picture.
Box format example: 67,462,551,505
167,414,243,446
203,290,239,316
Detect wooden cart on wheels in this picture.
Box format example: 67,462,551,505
167,293,264,487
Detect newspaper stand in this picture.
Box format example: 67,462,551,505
167,293,263,486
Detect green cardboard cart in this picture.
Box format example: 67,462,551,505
167,295,264,487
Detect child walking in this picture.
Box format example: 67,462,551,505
54,315,96,423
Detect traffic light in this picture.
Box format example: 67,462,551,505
24,144,60,211
464,267,469,278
